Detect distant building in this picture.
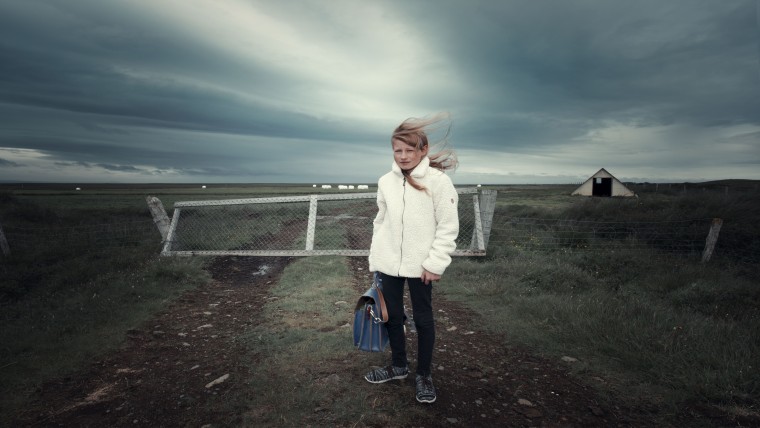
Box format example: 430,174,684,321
571,168,635,197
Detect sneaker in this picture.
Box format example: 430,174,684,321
364,365,409,384
415,374,436,403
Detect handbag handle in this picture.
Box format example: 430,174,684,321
373,286,389,323
369,272,389,323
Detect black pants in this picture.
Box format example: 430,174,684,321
376,272,435,377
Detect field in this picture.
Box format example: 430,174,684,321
1,182,758,427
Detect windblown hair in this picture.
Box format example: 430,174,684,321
392,113,458,191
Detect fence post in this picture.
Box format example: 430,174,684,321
305,195,318,251
0,221,10,256
146,196,171,240
701,218,723,263
479,189,497,249
470,195,485,251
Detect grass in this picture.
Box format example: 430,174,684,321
436,184,760,420
172,204,308,251
487,184,578,211
442,247,759,419
2,183,375,211
0,255,210,420
0,191,212,423
1,182,758,425
238,256,426,426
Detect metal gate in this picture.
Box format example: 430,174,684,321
156,188,496,257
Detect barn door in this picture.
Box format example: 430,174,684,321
592,177,612,197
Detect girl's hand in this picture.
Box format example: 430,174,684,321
421,269,441,285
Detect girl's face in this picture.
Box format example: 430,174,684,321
392,139,428,171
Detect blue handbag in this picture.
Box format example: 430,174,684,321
353,274,389,352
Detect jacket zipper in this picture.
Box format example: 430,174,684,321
398,176,406,276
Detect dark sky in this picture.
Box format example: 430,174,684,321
1,0,758,184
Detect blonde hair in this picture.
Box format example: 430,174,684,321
392,113,458,191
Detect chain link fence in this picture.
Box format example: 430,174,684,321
0,190,749,266
488,217,712,258
158,188,497,257
1,220,160,254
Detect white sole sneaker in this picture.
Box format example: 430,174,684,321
364,366,409,384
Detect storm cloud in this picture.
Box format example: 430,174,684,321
0,0,758,184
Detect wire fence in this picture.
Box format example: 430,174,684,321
490,216,757,265
1,219,161,254
159,189,495,257
711,220,760,265
487,217,711,258
0,202,756,267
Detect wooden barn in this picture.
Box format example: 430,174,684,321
571,168,635,197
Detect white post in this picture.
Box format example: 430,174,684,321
305,195,318,251
701,218,723,263
161,208,182,256
479,189,497,249
0,222,10,256
471,194,485,251
146,196,171,240
469,189,497,252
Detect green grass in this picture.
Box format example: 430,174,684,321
1,182,758,425
0,256,210,420
487,184,578,211
172,204,308,251
238,256,426,426
441,248,760,418
437,183,760,420
0,191,213,423
2,183,374,211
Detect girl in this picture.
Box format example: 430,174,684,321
365,114,459,404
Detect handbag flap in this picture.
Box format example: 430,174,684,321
354,285,388,323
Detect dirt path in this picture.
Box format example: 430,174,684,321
14,256,289,427
345,258,636,428
11,256,729,427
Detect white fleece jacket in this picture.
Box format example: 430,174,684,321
368,157,459,278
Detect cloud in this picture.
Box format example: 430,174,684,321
93,163,143,172
0,158,22,167
0,0,758,184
